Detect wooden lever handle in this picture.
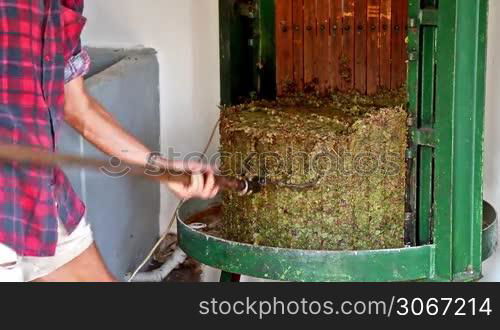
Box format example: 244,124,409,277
0,144,253,194
155,169,247,192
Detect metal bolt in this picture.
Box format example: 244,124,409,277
344,24,351,31
409,18,417,28
320,24,326,32
405,149,415,160
382,24,388,31
294,24,300,32
407,117,414,127
357,24,364,31
306,25,313,31
395,25,401,31
370,25,377,31
281,20,288,32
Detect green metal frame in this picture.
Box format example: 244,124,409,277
219,0,276,105
196,0,495,282
407,0,490,281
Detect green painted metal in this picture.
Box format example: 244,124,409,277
219,271,233,282
420,8,438,26
413,129,436,147
406,0,421,247
433,0,489,282
177,197,497,282
417,0,438,247
257,0,276,99
212,0,494,282
219,0,235,105
220,271,240,282
177,197,434,282
219,0,257,105
219,0,275,105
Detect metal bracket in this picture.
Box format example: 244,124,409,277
419,8,438,27
238,2,257,19
406,128,437,159
413,128,437,147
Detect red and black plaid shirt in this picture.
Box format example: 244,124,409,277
0,0,90,257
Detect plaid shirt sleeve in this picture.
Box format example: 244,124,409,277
61,0,87,57
61,0,90,83
65,49,91,83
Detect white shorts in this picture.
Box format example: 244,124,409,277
0,217,94,282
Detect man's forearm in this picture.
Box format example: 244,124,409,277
63,77,155,167
63,77,218,200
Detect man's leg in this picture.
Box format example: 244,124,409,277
21,218,117,282
34,243,116,282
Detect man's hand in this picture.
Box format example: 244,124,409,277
165,160,219,200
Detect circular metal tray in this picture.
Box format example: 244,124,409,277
177,197,498,282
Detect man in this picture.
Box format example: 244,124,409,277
0,0,218,282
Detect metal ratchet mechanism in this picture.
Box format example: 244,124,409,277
235,177,265,196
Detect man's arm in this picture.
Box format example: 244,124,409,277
63,76,218,200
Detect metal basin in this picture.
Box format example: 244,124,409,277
483,201,498,261
177,197,497,282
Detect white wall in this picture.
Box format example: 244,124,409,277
482,0,500,282
82,0,221,233
485,0,500,211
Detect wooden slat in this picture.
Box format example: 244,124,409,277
341,0,355,91
390,0,403,89
379,0,392,89
367,0,381,95
303,0,317,90
401,0,408,86
292,0,305,91
275,0,407,94
330,0,343,91
354,0,368,93
276,0,294,95
317,0,331,93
